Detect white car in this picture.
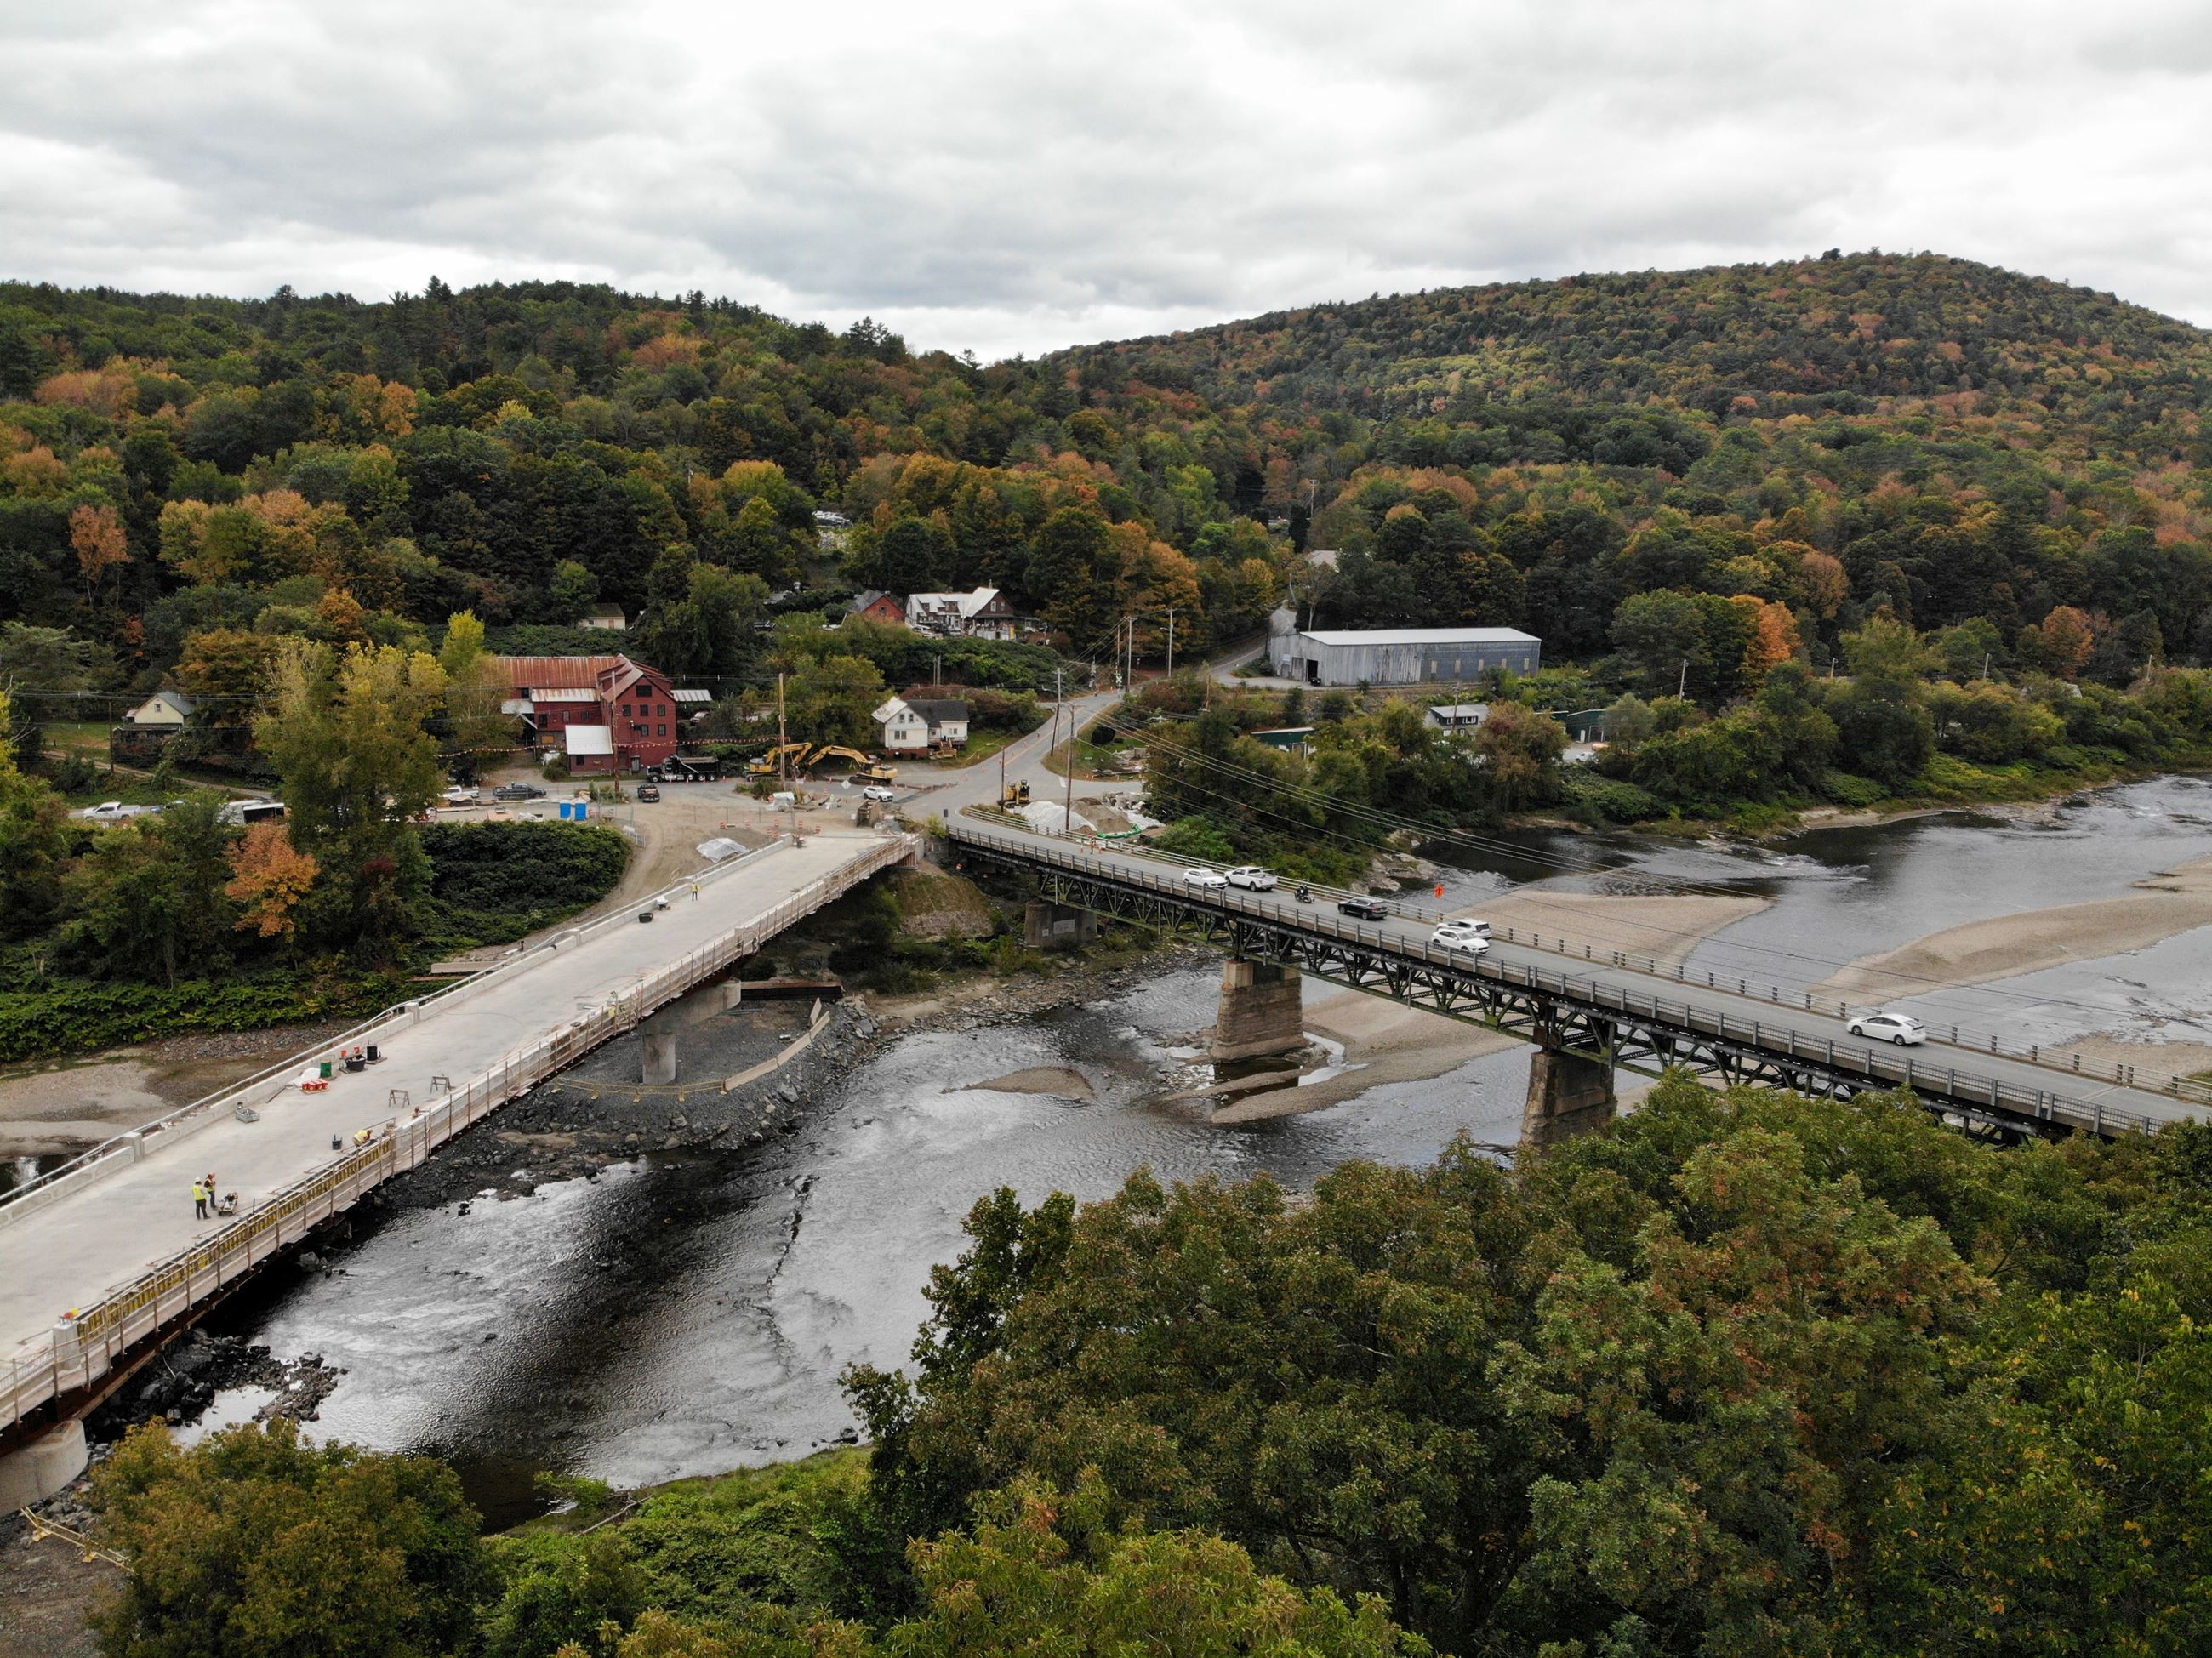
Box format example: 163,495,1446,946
1224,866,1277,891
1849,1011,1927,1046
861,785,897,803
1430,920,1491,955
74,801,145,822
1183,866,1230,890
442,785,480,806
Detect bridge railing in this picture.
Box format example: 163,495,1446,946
947,819,2203,1110
945,822,2158,1138
2,833,914,1436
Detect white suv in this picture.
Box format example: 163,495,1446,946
1183,866,1229,890
1224,866,1277,891
1429,920,1491,955
1849,1011,1927,1046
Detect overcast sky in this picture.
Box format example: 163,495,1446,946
6,1,2209,361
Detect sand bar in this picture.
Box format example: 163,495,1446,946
1814,857,2212,1003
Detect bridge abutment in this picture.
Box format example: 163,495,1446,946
1522,1049,1616,1148
1212,960,1304,1061
1023,900,1097,950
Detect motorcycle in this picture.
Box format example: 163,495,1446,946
1294,885,1314,904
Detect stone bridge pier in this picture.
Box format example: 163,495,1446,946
1024,900,1098,949
1211,959,1304,1062
1522,1047,1616,1147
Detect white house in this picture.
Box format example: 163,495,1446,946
123,691,197,726
905,588,1017,640
872,695,971,753
577,607,629,632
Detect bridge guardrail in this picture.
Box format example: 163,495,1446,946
2,833,914,1436
945,822,2162,1141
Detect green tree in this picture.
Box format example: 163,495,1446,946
1610,590,1710,698
887,1479,1423,1658
89,1419,490,1658
254,640,448,954
550,558,601,623
60,794,237,985
787,653,886,747
1474,702,1568,807
438,610,517,782
0,688,72,938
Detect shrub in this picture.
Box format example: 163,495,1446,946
1816,770,1888,808
1557,768,1665,824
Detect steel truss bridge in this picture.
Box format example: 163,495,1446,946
946,822,2186,1143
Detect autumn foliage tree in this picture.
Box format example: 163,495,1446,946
68,501,130,605
225,821,321,942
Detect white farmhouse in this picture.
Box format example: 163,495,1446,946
872,695,971,753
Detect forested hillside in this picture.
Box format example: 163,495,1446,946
4,253,2209,699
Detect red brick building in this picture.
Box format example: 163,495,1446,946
496,655,681,775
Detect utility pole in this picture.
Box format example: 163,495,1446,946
1062,680,1077,838
1166,606,1175,681
933,652,942,687
776,672,788,789
1677,658,1688,701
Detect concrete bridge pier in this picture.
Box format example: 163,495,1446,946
1212,959,1304,1061
1522,1048,1616,1148
1023,900,1097,950
0,1418,87,1508
641,1024,679,1085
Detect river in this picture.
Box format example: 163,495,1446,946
202,776,2212,1524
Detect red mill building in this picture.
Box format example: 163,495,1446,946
496,655,681,775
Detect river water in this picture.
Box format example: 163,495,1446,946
208,776,2212,1524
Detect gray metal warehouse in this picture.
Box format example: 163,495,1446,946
1268,624,1542,686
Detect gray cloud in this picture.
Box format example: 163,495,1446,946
3,0,2207,361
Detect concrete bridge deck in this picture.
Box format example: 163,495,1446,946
0,829,909,1443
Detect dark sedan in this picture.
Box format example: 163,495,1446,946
1337,897,1390,920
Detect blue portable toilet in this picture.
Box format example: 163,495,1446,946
557,800,575,821
574,801,588,820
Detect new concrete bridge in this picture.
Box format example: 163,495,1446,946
946,818,2202,1145
0,828,913,1500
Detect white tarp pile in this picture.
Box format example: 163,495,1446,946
696,837,744,862
1016,801,1092,835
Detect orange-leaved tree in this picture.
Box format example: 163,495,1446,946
225,821,320,941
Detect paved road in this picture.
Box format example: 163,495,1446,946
945,819,2198,1133
0,832,894,1363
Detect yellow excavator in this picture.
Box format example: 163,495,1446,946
808,744,897,785
745,741,812,779
1000,779,1031,810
